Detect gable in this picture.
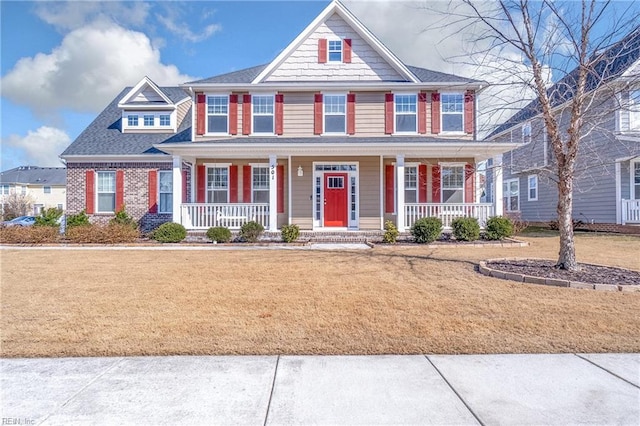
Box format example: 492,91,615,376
131,86,167,103
264,13,405,83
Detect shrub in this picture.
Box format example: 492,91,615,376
505,212,529,234
411,217,442,244
382,220,399,244
34,207,62,227
451,217,480,241
0,226,59,244
548,218,583,231
152,222,187,243
281,224,300,243
240,221,264,242
65,224,140,244
109,206,137,229
66,210,90,228
206,226,232,243
485,216,514,240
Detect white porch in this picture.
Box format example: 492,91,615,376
621,199,640,225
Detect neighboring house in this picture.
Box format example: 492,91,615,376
485,27,640,229
61,1,516,233
0,166,67,216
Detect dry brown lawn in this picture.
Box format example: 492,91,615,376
1,233,639,358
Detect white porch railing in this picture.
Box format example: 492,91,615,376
405,203,495,229
622,199,640,224
181,203,270,230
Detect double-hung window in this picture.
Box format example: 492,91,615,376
159,115,171,127
404,166,418,203
252,166,270,203
630,90,640,131
1,185,9,195
127,115,138,126
207,167,228,203
503,178,520,212
253,95,274,134
328,40,342,62
158,171,173,213
44,186,51,194
207,95,228,134
324,95,346,133
395,94,417,132
528,175,538,201
441,166,464,203
143,115,154,127
441,93,464,132
97,171,116,212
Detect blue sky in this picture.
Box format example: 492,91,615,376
1,1,638,171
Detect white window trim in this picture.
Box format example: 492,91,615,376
504,178,520,212
43,186,51,194
439,163,466,204
528,174,538,201
403,162,420,204
522,121,532,144
205,94,230,135
96,171,116,213
393,92,418,135
440,92,465,135
322,93,347,135
631,159,640,200
327,39,343,63
251,163,270,203
205,165,230,204
158,170,173,214
251,94,275,135
123,111,175,131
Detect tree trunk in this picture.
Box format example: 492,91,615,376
556,172,578,271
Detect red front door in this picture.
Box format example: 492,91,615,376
324,173,348,227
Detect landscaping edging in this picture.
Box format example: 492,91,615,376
479,258,640,292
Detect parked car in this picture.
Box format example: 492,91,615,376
1,216,36,227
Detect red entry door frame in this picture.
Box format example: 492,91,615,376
323,173,349,227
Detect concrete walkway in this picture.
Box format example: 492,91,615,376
1,354,638,425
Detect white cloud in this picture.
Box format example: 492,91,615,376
34,1,150,32
156,13,221,43
0,22,195,117
2,127,71,168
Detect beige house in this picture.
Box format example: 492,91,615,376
0,166,66,216
62,1,515,232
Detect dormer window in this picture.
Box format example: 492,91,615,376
328,40,342,62
160,115,171,126
127,115,138,126
123,111,175,131
144,115,154,126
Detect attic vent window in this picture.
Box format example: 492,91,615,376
328,40,342,62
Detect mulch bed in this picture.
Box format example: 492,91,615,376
487,259,640,285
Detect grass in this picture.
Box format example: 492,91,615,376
1,234,639,358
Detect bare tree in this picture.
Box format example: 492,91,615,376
443,0,640,270
1,193,35,220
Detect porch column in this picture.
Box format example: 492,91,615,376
493,155,504,217
396,154,405,232
269,154,278,231
172,155,183,224
615,161,622,224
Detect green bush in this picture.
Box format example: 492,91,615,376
66,210,90,228
34,207,62,227
485,216,514,240
109,206,137,229
206,226,232,243
451,217,480,241
382,220,399,244
65,223,140,244
281,224,300,243
240,221,264,242
411,217,442,244
152,222,187,243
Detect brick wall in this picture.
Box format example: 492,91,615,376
67,162,191,232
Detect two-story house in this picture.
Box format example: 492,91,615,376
485,27,640,230
61,1,516,233
1,166,66,217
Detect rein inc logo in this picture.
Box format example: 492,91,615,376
2,419,35,425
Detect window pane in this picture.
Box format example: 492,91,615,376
207,96,227,114
97,172,115,192
253,167,269,190
253,190,269,203
159,171,172,192
253,96,273,114
405,190,417,203
160,115,170,126
443,189,463,203
144,115,154,126
441,94,463,112
128,116,138,126
208,116,228,133
98,194,115,212
253,116,274,133
324,96,346,113
325,115,345,133
442,167,463,189
159,193,173,213
396,115,416,132
328,40,342,61
442,114,463,132
212,191,227,203
395,95,417,113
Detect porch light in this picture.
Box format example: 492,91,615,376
297,166,304,177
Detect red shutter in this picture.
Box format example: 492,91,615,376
115,170,124,212
318,38,327,63
85,170,95,214
431,92,441,134
243,165,252,202
465,164,475,203
275,93,284,135
148,170,158,213
229,94,238,135
182,170,188,203
347,93,356,135
343,39,352,63
229,165,238,203
385,164,395,213
418,164,427,203
464,90,474,134
277,165,284,213
242,94,251,135
418,92,427,134
197,165,206,203
196,93,206,135
385,93,394,134
431,165,441,203
314,93,323,135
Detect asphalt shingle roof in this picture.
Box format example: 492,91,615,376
61,88,192,157
487,26,640,139
0,166,66,185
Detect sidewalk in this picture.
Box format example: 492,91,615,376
1,354,638,425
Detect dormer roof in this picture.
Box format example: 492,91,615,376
118,76,189,108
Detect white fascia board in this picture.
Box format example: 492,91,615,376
120,105,177,111
61,154,171,162
621,57,640,78
118,76,173,107
186,82,484,92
